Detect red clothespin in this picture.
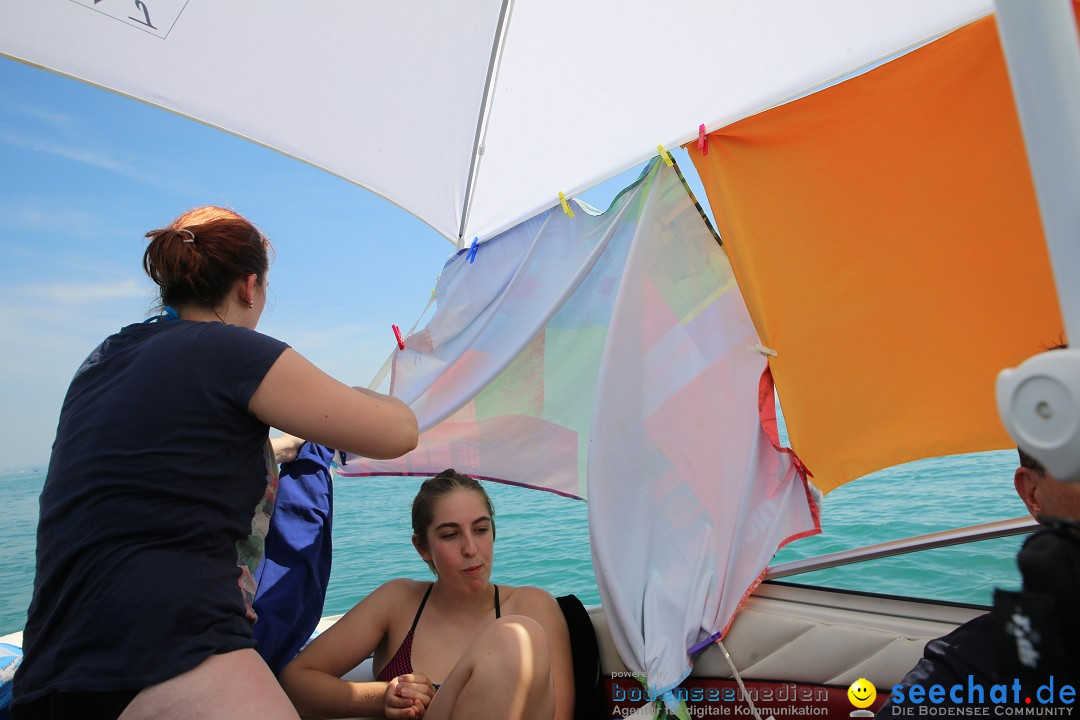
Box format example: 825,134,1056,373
698,124,709,156
392,324,405,350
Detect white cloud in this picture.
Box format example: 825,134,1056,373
22,278,147,304
3,101,80,133
0,127,193,193
0,202,116,241
0,101,196,194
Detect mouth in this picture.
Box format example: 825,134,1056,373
853,693,869,701
463,565,483,575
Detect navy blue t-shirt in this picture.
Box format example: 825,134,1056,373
14,320,289,706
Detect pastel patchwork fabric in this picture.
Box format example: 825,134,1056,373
342,158,818,691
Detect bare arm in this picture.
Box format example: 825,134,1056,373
269,433,305,464
250,348,418,459
279,580,435,718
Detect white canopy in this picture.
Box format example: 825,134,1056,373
0,0,991,244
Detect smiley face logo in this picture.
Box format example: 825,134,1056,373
848,678,877,709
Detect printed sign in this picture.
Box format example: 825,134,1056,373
69,0,190,39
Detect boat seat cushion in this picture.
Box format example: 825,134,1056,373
556,594,606,719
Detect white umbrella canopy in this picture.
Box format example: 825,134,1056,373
0,0,991,245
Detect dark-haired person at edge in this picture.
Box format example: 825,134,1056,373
279,469,574,720
255,435,338,675
876,343,1080,716
12,206,419,720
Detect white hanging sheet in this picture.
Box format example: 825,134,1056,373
343,158,819,693
585,164,818,695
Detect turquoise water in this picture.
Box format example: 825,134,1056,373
0,450,1029,635
771,450,1028,602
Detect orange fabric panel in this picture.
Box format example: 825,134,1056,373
689,13,1065,493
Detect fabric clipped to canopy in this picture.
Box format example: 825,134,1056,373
341,158,819,696
690,12,1065,494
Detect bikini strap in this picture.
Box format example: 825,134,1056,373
494,584,501,619
409,583,435,634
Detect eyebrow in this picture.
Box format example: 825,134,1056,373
434,516,491,531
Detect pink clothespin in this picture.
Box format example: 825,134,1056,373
698,124,709,156
392,324,405,350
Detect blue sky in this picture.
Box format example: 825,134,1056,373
0,56,698,469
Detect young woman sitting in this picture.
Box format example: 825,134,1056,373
279,469,574,720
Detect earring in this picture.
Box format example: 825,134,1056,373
248,301,254,309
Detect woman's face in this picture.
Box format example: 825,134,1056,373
418,489,494,591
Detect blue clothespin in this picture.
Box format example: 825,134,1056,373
144,306,179,323
467,237,479,264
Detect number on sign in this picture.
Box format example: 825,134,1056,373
128,1,156,29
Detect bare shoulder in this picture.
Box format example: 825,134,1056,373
331,577,427,627
360,578,430,613
500,584,561,618
374,577,430,600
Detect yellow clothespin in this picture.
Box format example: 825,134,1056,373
657,144,674,167
559,191,575,218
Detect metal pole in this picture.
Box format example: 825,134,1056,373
766,516,1037,580
994,0,1080,342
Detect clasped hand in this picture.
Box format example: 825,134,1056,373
384,673,436,719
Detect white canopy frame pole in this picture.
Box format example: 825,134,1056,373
994,0,1080,341
456,0,515,248
993,0,1080,481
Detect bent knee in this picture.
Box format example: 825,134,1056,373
491,615,548,645
481,615,551,670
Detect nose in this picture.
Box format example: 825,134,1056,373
463,532,478,557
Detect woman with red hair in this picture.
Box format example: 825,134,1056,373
13,206,418,720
